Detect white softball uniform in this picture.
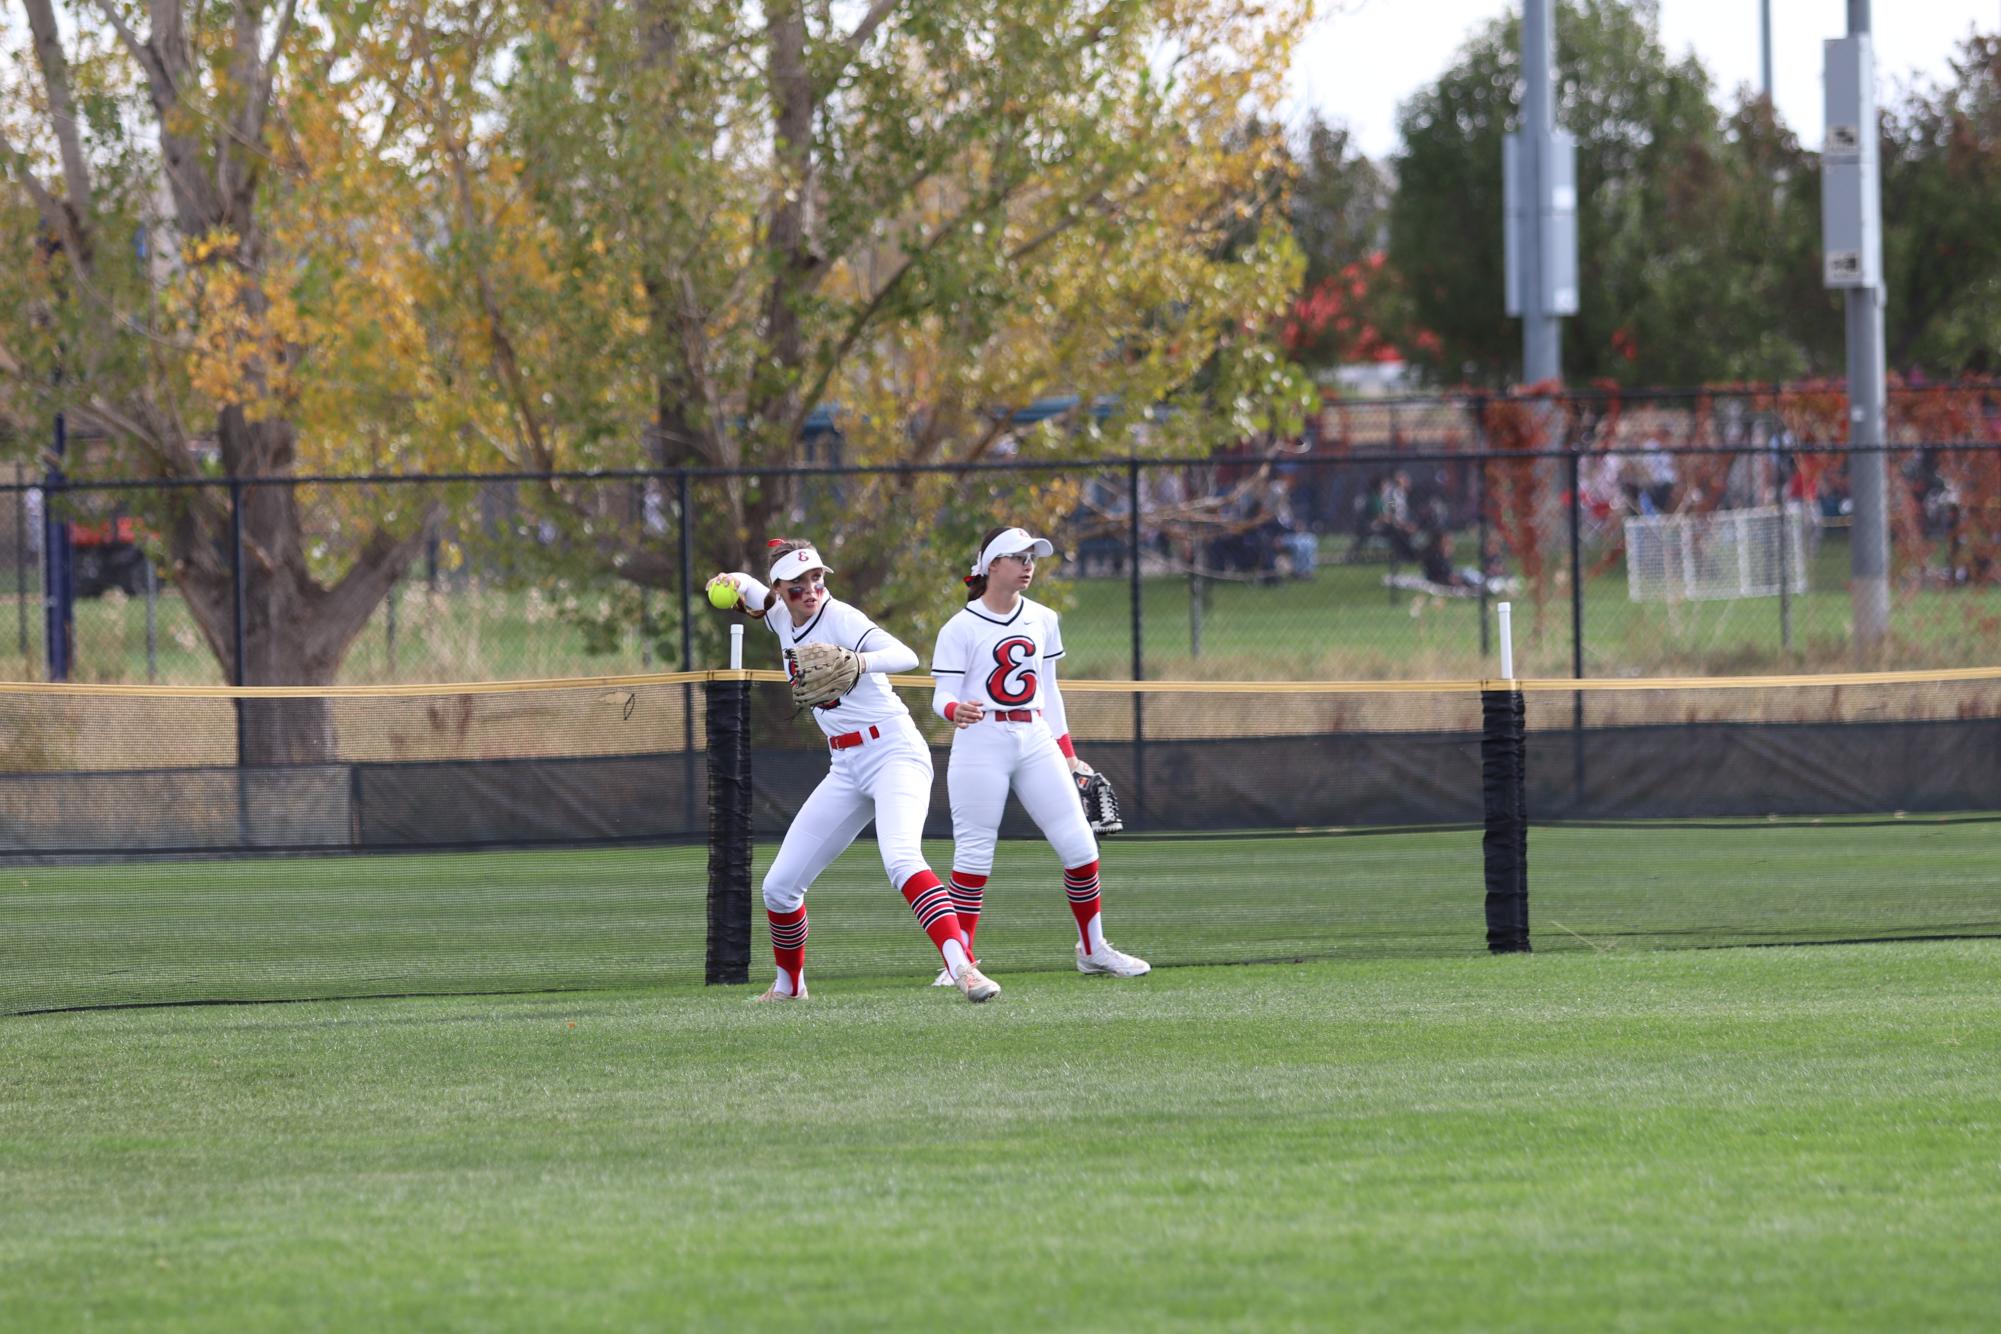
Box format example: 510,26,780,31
730,577,917,741
930,596,1096,876
727,578,930,911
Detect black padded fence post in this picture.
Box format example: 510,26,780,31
230,479,250,846
1126,458,1146,825
678,468,696,834
704,675,753,984
1566,450,1587,805
1480,686,1531,953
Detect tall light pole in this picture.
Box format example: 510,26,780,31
1822,0,1890,661
1761,0,1774,98
1505,0,1576,386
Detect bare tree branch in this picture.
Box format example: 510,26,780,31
842,0,900,55
246,0,301,152
410,15,552,471
87,0,176,110
69,397,193,476
678,272,731,464
218,0,260,211
319,508,438,647
786,170,1084,443
917,402,1015,467
21,0,97,240
1005,189,1114,265
0,124,81,259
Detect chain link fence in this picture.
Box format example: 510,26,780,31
9,386,2001,687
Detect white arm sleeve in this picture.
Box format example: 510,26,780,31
858,634,918,676
1041,657,1070,739
831,604,917,674
728,572,772,612
930,620,964,720
1040,606,1071,739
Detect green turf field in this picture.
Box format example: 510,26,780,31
3,941,1998,1331
7,818,1998,1016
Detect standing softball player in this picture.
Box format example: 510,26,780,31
928,525,1150,981
708,538,1000,1004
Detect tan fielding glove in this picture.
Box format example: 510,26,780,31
789,642,864,709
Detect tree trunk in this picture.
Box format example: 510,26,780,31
239,697,337,768
168,411,432,765
18,2,420,761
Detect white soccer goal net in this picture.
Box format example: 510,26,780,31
1624,504,1817,603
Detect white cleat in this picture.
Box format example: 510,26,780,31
1076,942,1151,977
953,962,1002,1003
750,983,808,1002
932,957,983,988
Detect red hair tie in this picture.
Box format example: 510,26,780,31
767,538,786,549
962,574,977,586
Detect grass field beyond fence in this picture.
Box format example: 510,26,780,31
13,532,2001,685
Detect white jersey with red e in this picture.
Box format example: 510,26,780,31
757,591,912,742
930,593,1114,957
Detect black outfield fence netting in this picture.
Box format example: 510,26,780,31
3,667,1998,1015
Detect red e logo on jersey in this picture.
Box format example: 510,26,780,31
987,636,1038,706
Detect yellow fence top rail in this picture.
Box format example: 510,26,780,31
5,664,2001,700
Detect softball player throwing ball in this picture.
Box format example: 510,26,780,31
708,539,1000,1004
928,525,1150,981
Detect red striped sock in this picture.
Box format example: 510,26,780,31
949,872,988,952
767,906,807,995
1063,860,1101,949
900,870,968,957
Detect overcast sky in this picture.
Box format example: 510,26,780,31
1288,0,1996,159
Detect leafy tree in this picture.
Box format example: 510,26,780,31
402,0,1316,647
1280,249,1432,370
0,0,441,758
1287,112,1389,292
1388,0,1798,386
1881,31,2001,375
1278,111,1433,375
1712,91,1838,380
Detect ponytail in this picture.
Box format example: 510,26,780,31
962,524,1011,602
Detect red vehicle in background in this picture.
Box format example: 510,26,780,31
69,514,153,597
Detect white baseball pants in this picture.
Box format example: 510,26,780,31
946,717,1097,876
761,716,936,913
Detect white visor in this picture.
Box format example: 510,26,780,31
769,547,833,582
972,528,1055,577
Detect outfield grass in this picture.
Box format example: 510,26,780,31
3,941,1998,1331
8,818,1998,1016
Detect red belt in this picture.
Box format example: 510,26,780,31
987,709,1039,723
829,725,882,751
